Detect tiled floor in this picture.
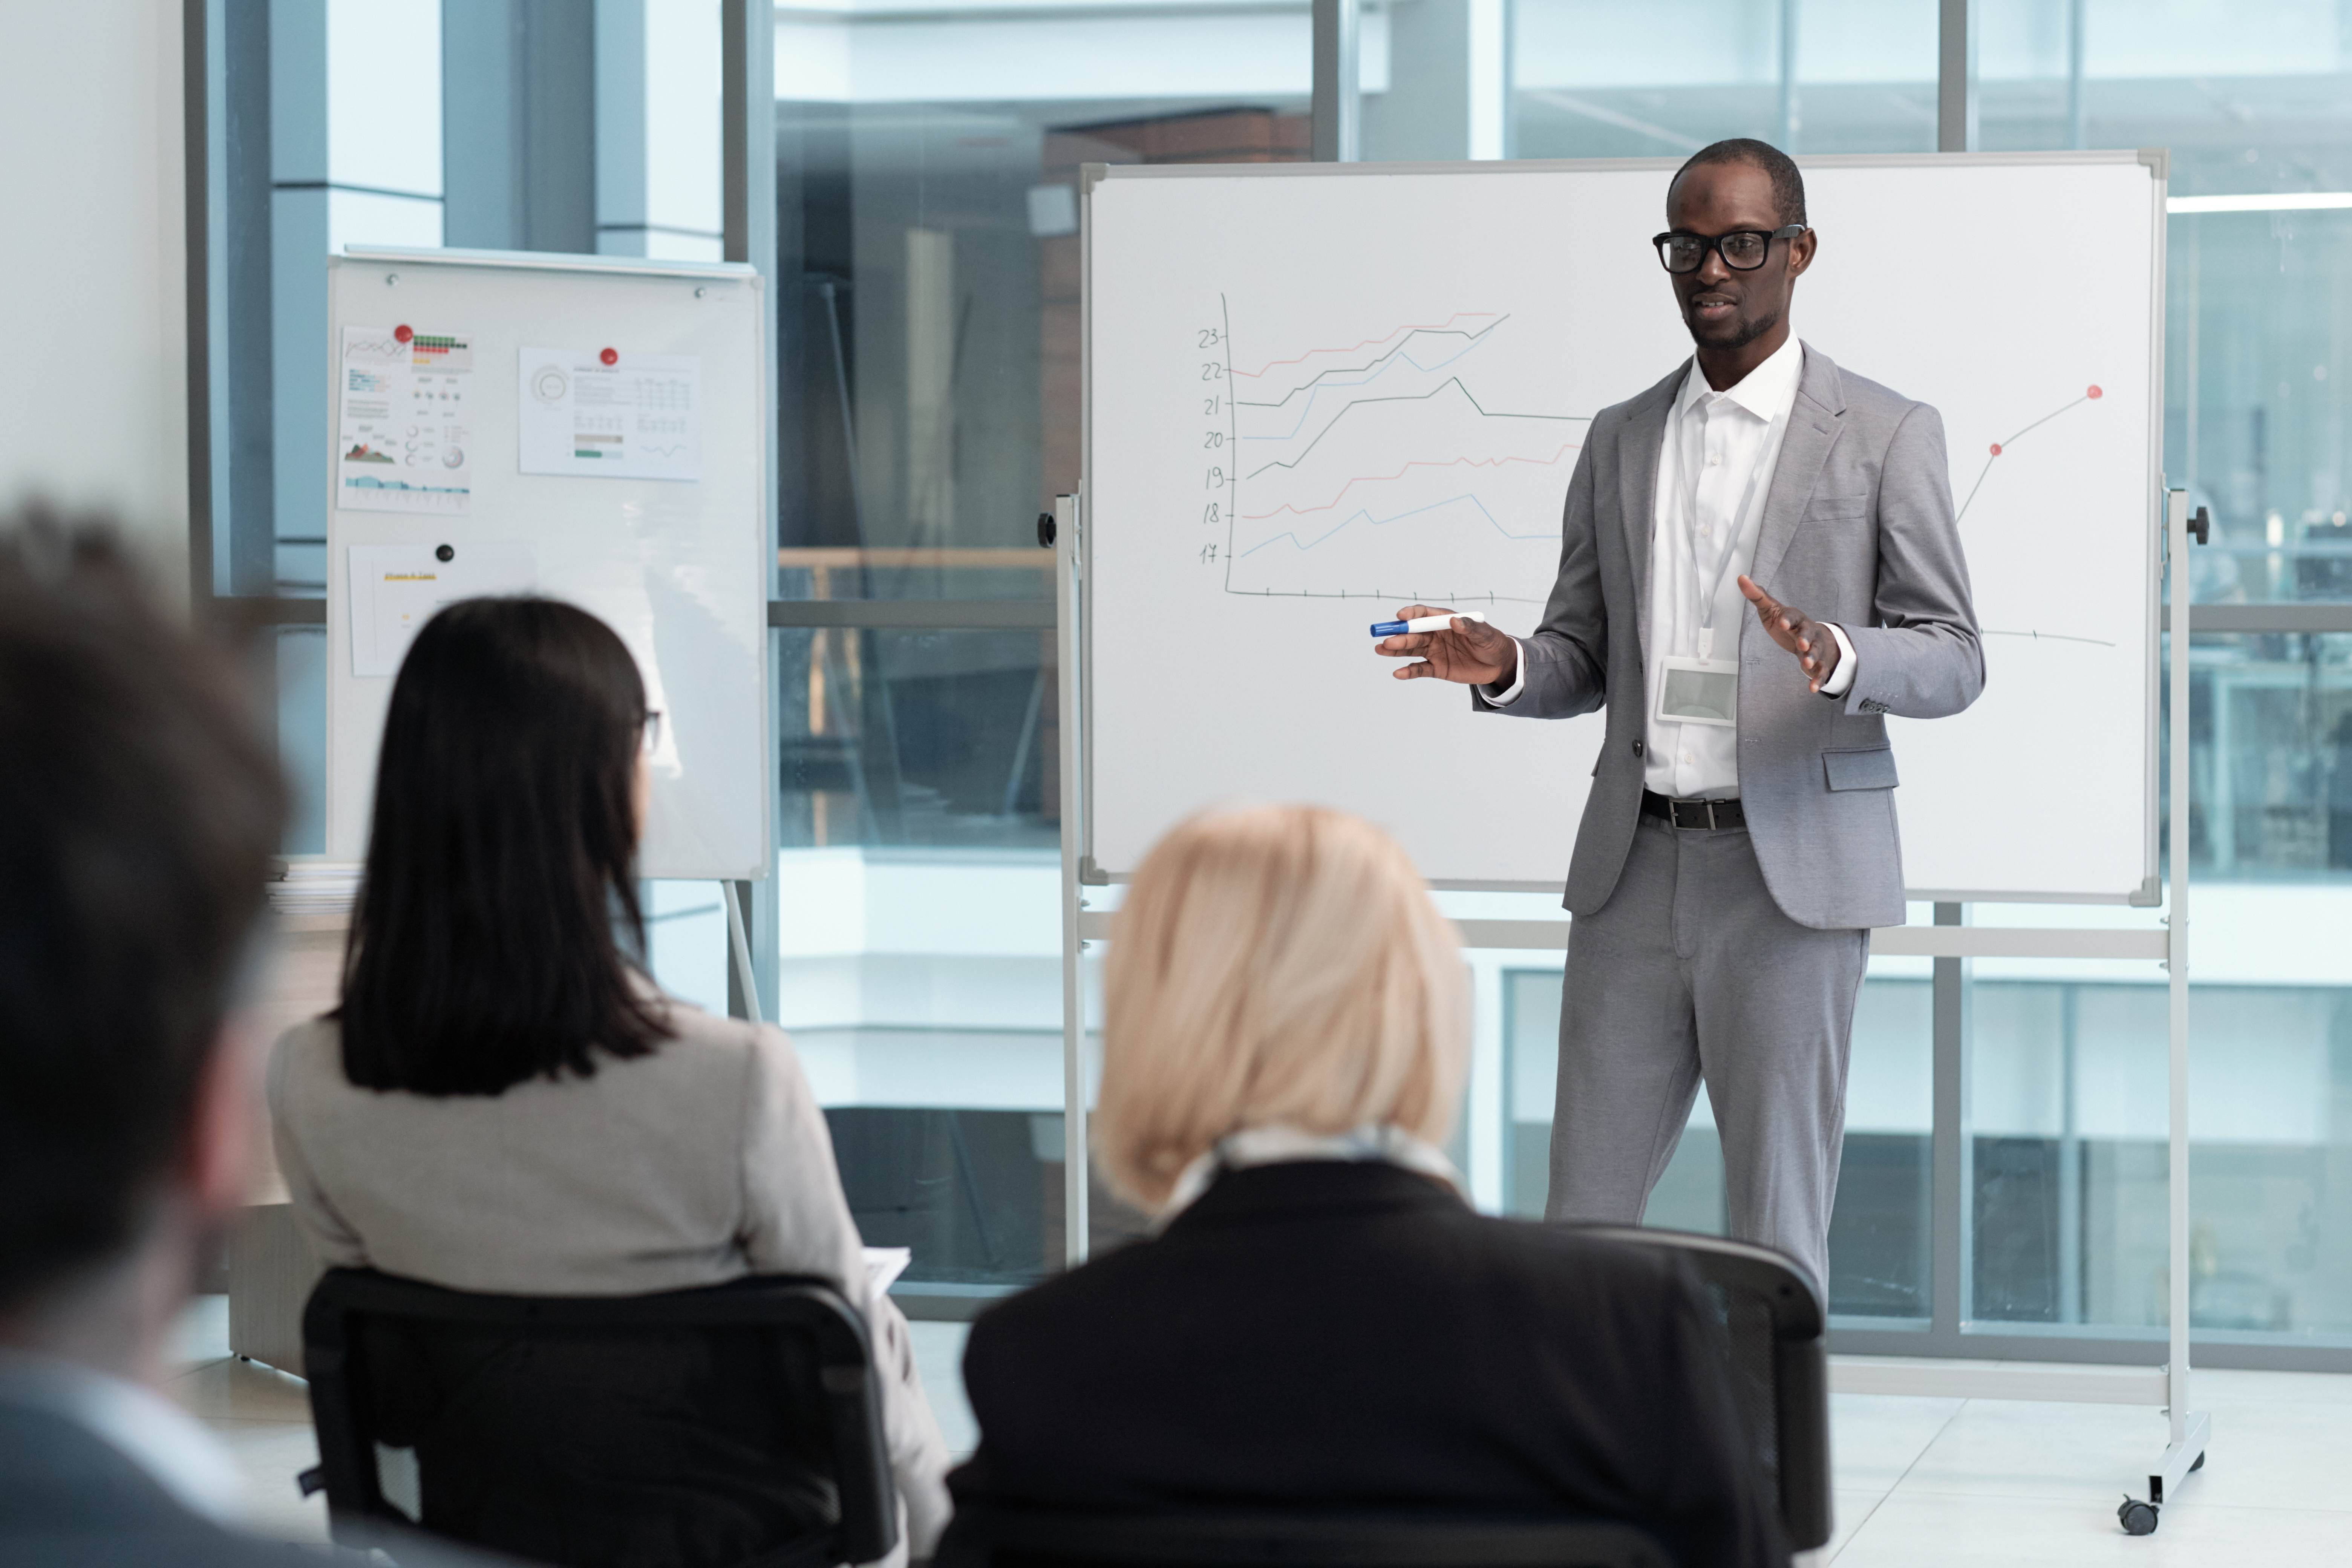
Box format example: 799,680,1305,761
176,1299,2352,1563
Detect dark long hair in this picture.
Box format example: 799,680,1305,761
338,597,666,1095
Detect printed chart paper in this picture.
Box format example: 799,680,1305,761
346,542,537,678
337,326,474,513
518,346,702,481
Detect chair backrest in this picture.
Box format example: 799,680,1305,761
1565,1226,1830,1553
937,1503,1672,1568
302,1268,897,1568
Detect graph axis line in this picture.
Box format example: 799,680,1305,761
1222,292,1237,592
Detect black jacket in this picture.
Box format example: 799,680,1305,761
947,1161,1786,1568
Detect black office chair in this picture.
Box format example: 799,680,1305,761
302,1268,898,1568
1570,1227,1831,1553
937,1503,1671,1568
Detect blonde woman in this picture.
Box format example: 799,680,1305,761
944,805,1784,1568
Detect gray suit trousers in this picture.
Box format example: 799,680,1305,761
1547,815,1868,1291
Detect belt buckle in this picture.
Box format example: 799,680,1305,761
1668,798,1715,831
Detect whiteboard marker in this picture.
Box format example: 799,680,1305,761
1370,611,1488,637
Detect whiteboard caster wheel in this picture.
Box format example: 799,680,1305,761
2191,1452,2205,1472
2118,1498,2159,1536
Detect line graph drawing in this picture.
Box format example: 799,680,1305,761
1957,383,2103,521
1216,297,1586,603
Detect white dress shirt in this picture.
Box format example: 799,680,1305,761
1483,337,1855,797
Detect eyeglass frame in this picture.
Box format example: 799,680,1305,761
1651,223,1810,275
642,708,666,754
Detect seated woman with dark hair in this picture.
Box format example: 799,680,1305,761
269,597,948,1564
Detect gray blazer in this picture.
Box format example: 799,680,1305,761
1479,344,1983,930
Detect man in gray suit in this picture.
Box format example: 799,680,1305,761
1378,139,1982,1289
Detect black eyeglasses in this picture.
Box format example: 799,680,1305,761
1652,224,1809,274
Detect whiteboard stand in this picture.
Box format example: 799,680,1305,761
1053,487,2210,1535
720,882,764,1029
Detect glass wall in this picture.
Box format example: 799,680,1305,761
1510,0,1939,160
768,2,1313,1291
1964,2,2352,1350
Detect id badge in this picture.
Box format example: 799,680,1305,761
1656,656,1740,727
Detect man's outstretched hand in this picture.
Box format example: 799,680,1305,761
1375,606,1518,686
1738,575,1841,692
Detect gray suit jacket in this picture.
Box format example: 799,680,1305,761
1478,344,1983,930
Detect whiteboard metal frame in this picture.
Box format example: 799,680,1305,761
1075,149,2168,905
1067,152,2206,1521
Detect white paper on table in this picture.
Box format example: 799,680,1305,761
862,1247,913,1295
337,326,474,514
346,542,537,678
518,346,702,481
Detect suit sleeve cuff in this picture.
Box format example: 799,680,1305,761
1818,623,1858,697
1476,639,1528,707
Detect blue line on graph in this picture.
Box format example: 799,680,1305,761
1237,493,1559,558
1241,336,1495,442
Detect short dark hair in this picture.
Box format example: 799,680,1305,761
1670,137,1807,228
0,509,285,1311
338,597,665,1096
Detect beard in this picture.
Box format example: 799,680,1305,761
1687,300,1784,352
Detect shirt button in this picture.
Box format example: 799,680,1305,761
1681,750,1693,763
1632,740,1644,755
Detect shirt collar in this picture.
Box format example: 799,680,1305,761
1677,334,1805,422
0,1350,244,1525
1154,1121,1465,1229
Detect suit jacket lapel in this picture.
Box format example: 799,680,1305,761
1748,342,1845,590
1616,363,1685,668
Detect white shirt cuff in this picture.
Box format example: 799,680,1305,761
1819,622,1858,697
1477,638,1527,707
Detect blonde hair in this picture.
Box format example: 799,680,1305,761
1094,804,1469,1211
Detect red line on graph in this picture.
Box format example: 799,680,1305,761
1957,383,2103,522
1230,313,1504,379
1240,443,1583,519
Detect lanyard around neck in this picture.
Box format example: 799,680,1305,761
1680,390,1788,660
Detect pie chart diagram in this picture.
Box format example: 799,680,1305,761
532,366,570,403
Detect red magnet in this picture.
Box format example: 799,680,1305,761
600,347,619,366
393,325,413,343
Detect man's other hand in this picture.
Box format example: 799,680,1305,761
1375,606,1517,686
1738,575,1841,691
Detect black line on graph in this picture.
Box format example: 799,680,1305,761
1241,377,1591,482
1981,628,2118,648
1234,317,1513,409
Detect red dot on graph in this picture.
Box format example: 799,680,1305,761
600,347,619,366
1989,443,2003,456
2087,384,2103,399
393,325,412,343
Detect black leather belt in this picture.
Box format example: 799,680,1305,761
1640,790,1746,830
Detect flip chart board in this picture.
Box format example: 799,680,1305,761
326,247,769,881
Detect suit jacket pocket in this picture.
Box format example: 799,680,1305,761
1823,744,1899,791
1810,492,1871,519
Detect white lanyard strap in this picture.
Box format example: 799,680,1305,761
1681,396,1787,659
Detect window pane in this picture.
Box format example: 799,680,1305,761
1503,964,1931,1320
776,10,1312,593
1511,0,1938,160
1969,975,2352,1342
2187,632,2352,879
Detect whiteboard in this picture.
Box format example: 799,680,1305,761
1083,153,2162,905
325,248,770,881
